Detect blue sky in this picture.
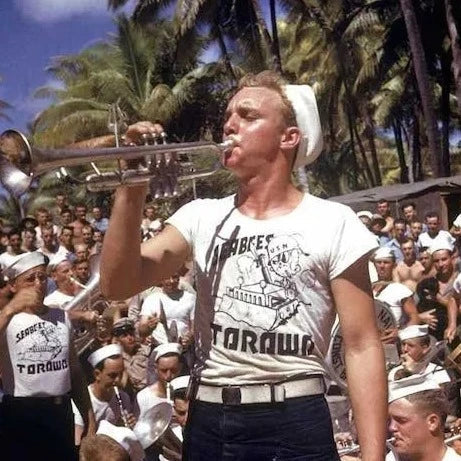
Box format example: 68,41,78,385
0,0,133,134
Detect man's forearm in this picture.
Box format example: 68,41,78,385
101,185,147,300
0,304,16,335
346,340,387,461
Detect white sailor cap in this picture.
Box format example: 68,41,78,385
88,344,123,368
4,251,48,281
388,374,441,403
284,85,323,168
357,210,373,220
170,375,190,393
429,240,454,255
48,254,70,271
398,324,429,341
97,421,145,461
153,343,182,362
373,247,395,261
453,214,461,228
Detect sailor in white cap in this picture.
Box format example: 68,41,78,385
388,325,451,385
84,344,134,429
0,251,96,460
80,400,173,461
429,242,458,344
372,247,420,331
387,374,461,460
102,71,386,459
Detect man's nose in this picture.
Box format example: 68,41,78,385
223,114,238,136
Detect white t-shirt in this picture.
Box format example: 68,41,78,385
136,387,170,416
417,230,455,249
87,385,132,428
0,308,72,397
0,251,23,270
166,193,378,385
44,289,74,310
141,291,195,343
375,283,413,326
386,446,461,460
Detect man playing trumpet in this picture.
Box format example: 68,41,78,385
101,71,387,460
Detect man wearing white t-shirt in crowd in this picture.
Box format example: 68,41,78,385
102,71,387,459
0,228,25,269
388,325,451,384
38,224,61,258
418,211,456,250
139,273,195,347
0,251,96,460
80,344,135,430
35,207,60,248
57,225,75,260
45,255,98,325
387,375,461,460
372,248,420,335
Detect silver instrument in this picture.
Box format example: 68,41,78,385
66,254,109,355
113,385,130,428
337,437,396,457
0,129,236,197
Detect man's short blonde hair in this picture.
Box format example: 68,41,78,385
238,71,297,128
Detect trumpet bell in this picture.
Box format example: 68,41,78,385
0,129,34,196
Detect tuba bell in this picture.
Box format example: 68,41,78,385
0,129,236,197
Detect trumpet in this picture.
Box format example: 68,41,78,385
0,129,236,197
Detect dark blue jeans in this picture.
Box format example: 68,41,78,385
183,394,340,461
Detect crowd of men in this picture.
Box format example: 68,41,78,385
1,69,461,461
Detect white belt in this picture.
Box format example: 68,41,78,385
195,376,325,405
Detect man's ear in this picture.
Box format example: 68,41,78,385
93,368,101,382
9,281,17,294
426,413,440,432
280,127,301,152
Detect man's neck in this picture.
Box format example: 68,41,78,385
403,257,416,267
437,269,454,284
57,284,75,297
236,177,303,220
90,382,113,402
399,441,447,461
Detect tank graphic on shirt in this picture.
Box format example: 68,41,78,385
17,323,64,362
217,234,315,331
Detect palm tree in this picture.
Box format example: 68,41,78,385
399,0,442,177
0,75,12,122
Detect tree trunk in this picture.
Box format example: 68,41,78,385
352,123,375,187
363,107,382,185
392,119,409,183
441,50,451,176
346,110,360,189
251,0,276,71
269,0,282,73
445,0,461,117
412,109,423,181
400,0,442,177
214,22,237,83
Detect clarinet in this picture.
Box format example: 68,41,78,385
113,385,130,428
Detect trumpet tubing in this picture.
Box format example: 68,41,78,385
0,128,236,197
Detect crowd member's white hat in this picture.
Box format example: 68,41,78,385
170,375,190,393
153,343,182,362
357,210,373,220
373,247,395,260
97,421,145,461
398,325,429,341
284,85,323,168
88,344,123,368
48,254,70,271
429,241,454,255
388,374,441,403
453,214,461,228
4,251,48,281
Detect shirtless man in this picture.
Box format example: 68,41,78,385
394,239,425,292
376,199,394,236
419,248,436,279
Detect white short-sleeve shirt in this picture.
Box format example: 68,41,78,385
166,193,378,385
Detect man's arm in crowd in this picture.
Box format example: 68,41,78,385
0,287,40,335
69,340,96,436
402,296,420,325
332,255,387,461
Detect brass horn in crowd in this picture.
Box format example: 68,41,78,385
0,129,236,197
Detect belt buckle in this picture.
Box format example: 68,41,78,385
222,387,241,405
